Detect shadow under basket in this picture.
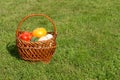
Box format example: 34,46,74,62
16,14,57,63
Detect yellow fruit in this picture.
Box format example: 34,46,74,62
32,28,47,38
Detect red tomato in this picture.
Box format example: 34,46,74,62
19,32,32,41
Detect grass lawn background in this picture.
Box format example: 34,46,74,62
0,0,120,80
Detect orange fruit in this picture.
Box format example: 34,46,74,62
32,28,47,38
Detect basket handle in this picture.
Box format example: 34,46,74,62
16,14,57,36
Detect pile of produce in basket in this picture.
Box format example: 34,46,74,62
19,27,53,42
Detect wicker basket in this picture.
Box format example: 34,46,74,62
16,14,57,63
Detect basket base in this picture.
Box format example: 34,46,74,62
20,56,53,63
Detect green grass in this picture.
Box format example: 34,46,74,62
0,0,120,80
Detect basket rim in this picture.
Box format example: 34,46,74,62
17,44,56,49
